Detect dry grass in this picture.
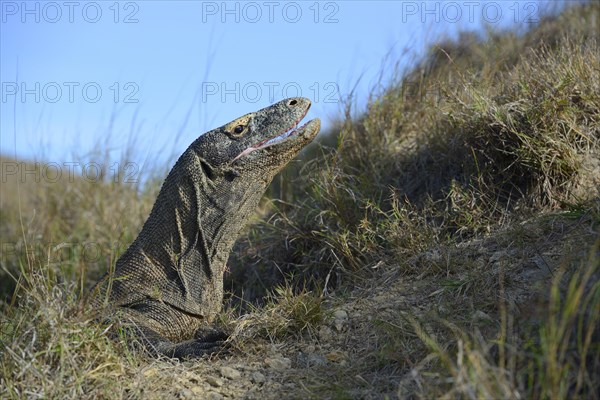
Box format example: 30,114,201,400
2,2,600,399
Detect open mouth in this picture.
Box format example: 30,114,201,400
232,107,311,162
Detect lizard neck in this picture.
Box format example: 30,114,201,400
117,149,267,314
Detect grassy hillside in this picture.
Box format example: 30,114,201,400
2,2,599,399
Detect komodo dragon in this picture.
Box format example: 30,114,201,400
91,97,320,358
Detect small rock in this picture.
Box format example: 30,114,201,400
142,367,158,377
219,366,241,380
206,375,223,387
250,371,266,384
207,392,224,400
332,309,349,331
265,356,292,370
191,386,205,395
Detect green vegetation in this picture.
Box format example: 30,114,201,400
2,2,599,398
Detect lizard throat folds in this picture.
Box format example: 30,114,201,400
232,108,311,163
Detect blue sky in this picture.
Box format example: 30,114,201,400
1,1,556,168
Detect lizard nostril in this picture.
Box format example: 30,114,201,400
289,99,297,106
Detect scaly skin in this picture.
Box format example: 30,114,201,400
91,98,320,358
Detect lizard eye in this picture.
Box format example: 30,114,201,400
233,125,245,135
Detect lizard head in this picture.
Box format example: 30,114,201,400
192,97,320,182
